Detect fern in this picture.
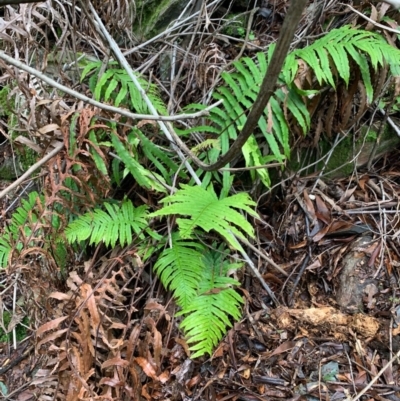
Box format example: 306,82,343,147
287,26,400,102
111,133,169,193
81,61,167,115
149,184,258,250
0,191,41,267
177,245,243,358
155,238,243,358
65,199,150,247
133,128,185,184
154,236,205,309
183,26,400,187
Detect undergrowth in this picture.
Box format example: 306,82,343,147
2,25,400,359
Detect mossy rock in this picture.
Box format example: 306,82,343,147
134,0,188,39
287,122,400,179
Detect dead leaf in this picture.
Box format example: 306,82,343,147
37,316,68,336
315,195,331,224
101,357,130,369
135,357,158,380
269,341,296,357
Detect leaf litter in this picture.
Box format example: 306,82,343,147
0,0,399,400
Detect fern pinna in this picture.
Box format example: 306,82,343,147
181,26,400,187
65,199,150,247
151,237,244,358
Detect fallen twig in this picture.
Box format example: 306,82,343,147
0,143,64,200
0,51,222,122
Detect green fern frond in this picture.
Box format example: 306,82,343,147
88,130,109,176
149,184,257,250
111,133,168,193
0,191,41,268
178,290,243,358
290,26,400,101
176,245,244,358
65,199,148,247
154,236,205,309
135,129,184,183
0,236,11,267
185,26,400,188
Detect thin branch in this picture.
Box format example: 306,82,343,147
236,235,288,277
228,231,280,306
344,3,400,34
350,348,400,401
0,143,64,199
0,51,221,122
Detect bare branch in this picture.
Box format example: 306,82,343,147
0,143,64,200
0,51,221,122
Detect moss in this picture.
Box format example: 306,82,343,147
287,123,400,180
222,13,248,38
134,0,187,39
0,311,28,343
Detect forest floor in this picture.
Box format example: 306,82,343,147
1,152,400,400
0,0,400,400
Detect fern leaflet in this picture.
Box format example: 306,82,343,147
81,61,167,115
0,191,41,267
154,236,205,309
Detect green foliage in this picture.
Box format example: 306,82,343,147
0,192,41,268
109,127,185,192
182,25,400,187
157,238,244,358
64,26,400,359
177,245,243,358
111,132,170,193
81,60,167,115
52,240,68,276
0,86,13,116
65,199,149,247
154,236,205,309
149,184,258,250
134,129,184,183
286,25,400,101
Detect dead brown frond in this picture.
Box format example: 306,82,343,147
29,248,175,400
